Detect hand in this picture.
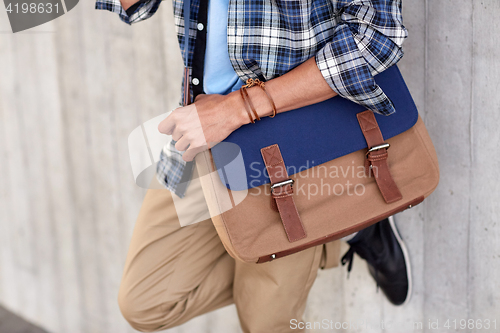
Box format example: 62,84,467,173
157,58,337,162
158,92,247,162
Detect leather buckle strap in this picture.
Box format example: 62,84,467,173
357,110,403,204
270,179,294,191
261,144,307,242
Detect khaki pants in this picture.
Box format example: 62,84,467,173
118,168,340,333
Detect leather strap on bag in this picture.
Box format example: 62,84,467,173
261,144,307,242
183,67,191,106
357,110,403,204
182,0,191,106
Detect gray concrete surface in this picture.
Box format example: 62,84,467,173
0,306,48,333
0,1,499,333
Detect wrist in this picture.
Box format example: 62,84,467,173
226,81,277,128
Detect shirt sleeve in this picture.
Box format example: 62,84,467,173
156,139,188,197
315,0,408,115
95,0,162,25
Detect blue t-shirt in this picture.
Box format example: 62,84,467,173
203,0,244,95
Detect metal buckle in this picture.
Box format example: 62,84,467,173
270,179,294,192
367,143,390,154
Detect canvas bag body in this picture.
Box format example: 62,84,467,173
195,115,439,264
190,65,439,263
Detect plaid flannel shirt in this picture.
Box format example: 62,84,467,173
96,0,407,197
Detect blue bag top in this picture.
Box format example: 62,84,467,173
210,65,418,191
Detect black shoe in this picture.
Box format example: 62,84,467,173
341,216,412,305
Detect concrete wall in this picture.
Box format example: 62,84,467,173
0,1,498,332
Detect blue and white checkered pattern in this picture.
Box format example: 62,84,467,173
96,0,407,196
95,0,161,24
157,139,187,192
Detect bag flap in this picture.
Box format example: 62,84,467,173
210,65,418,191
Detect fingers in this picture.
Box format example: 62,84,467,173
156,102,212,162
158,113,176,135
182,144,208,162
158,111,184,142
172,131,183,142
174,135,190,152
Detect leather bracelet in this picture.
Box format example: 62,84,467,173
242,78,277,118
240,86,261,121
255,81,277,118
240,88,256,124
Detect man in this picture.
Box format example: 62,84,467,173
96,0,412,331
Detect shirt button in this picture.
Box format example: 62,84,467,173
197,23,204,31
192,78,200,85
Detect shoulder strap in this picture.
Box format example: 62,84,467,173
183,0,191,105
